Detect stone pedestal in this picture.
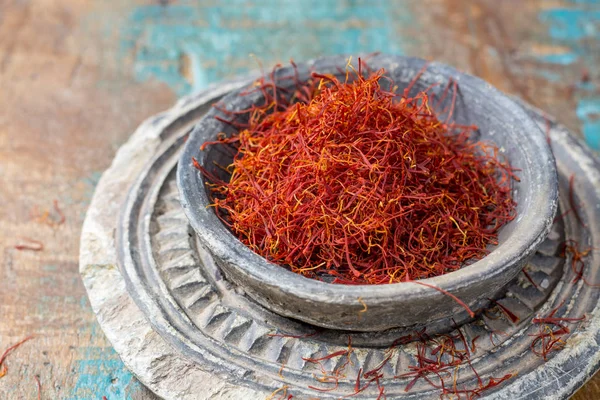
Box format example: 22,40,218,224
80,78,600,399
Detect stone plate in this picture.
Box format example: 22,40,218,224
80,75,600,399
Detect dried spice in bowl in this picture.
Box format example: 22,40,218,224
195,60,519,285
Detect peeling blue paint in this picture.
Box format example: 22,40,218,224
80,294,90,310
576,81,597,91
537,4,600,149
82,171,102,193
67,352,139,400
67,298,140,399
77,170,103,219
568,0,600,5
39,276,57,286
539,8,600,41
120,0,412,96
536,52,579,65
577,98,600,149
532,69,562,82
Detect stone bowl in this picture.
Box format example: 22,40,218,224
177,55,558,332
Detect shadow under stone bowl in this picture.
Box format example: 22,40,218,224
177,54,558,332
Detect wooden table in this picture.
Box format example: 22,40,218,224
1,0,599,398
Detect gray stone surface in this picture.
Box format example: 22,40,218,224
80,70,600,399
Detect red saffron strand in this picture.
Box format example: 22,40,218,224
530,324,569,361
267,385,293,400
522,268,539,290
302,350,348,363
404,63,428,97
308,381,339,392
199,60,518,285
31,200,65,227
530,301,585,361
489,331,500,347
488,299,520,323
34,375,41,400
191,157,202,171
470,336,480,354
355,368,362,393
412,281,475,318
399,327,512,398
363,353,394,379
301,337,354,395
357,297,368,321
561,240,599,287
0,336,34,377
53,200,65,225
14,238,44,252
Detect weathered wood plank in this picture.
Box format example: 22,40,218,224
0,0,172,398
0,0,598,399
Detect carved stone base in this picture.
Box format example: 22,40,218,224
80,78,600,399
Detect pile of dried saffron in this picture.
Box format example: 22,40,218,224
199,65,517,284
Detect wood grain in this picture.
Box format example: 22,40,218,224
0,0,172,398
0,0,598,399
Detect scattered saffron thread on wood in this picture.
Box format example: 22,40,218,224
0,336,33,378
199,60,518,285
31,200,66,227
14,238,44,252
53,200,65,225
30,206,49,226
34,375,41,400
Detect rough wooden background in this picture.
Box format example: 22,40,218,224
1,0,599,398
